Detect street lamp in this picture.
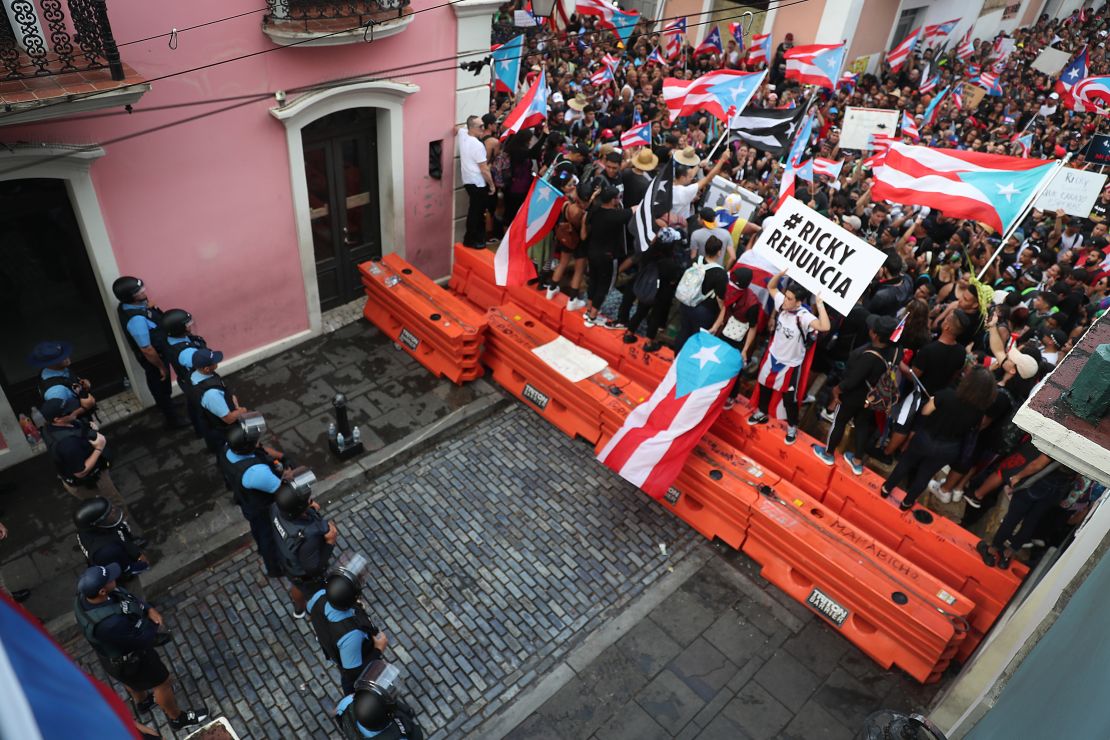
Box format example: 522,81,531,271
530,0,557,20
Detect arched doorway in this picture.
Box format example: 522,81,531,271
301,107,382,311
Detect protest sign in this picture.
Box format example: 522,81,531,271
1086,134,1110,166
704,177,761,220
840,107,900,150
962,85,988,110
513,10,539,26
847,54,873,75
1034,167,1108,218
1031,47,1072,76
752,197,886,315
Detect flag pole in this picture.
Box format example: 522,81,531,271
977,153,1072,281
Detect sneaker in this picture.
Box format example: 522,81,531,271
169,708,209,731
622,332,638,344
843,452,865,476
784,426,797,445
899,500,914,511
566,297,587,312
585,314,608,328
609,321,627,330
724,397,737,411
964,496,983,509
747,411,769,426
812,444,835,466
643,340,662,353
929,480,952,504
951,489,965,503
545,285,560,300
293,608,307,620
819,407,837,423
879,486,892,499
132,693,156,716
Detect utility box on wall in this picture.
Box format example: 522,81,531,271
1066,344,1110,422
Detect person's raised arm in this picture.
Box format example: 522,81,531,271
767,268,785,301
810,294,831,332
696,149,731,191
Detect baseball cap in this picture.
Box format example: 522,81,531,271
1042,328,1067,347
842,215,861,231
192,348,224,368
41,395,79,421
77,563,122,597
1007,348,1039,380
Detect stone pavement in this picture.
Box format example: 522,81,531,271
507,549,942,740
0,317,495,624
63,405,707,738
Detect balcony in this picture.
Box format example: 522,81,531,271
263,0,414,47
0,0,148,126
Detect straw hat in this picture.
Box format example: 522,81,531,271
673,146,701,167
568,93,588,111
631,147,659,171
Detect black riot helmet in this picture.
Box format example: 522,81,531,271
111,276,144,303
73,497,123,529
160,308,193,337
325,553,370,610
274,482,311,517
353,691,391,731
227,412,267,454
353,660,403,731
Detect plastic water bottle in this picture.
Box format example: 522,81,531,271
327,422,338,442
352,426,361,445
30,406,46,429
336,432,345,449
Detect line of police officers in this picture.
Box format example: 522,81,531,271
40,275,422,737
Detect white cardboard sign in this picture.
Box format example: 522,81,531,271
839,107,900,150
1034,167,1108,218
1031,47,1072,77
704,177,761,221
753,197,886,315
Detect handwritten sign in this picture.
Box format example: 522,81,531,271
1035,168,1108,218
752,197,886,315
840,107,900,150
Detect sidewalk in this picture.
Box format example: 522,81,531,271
0,312,497,626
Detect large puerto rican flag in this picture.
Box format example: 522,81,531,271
662,17,686,60
924,18,960,46
694,26,723,57
784,43,846,89
1056,46,1088,102
576,0,639,44
887,27,921,73
494,177,565,286
746,33,772,65
492,34,524,95
500,69,548,140
872,144,1057,233
598,331,742,499
1070,76,1110,114
663,69,766,122
0,592,139,739
620,121,652,149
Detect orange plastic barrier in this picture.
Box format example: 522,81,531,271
743,479,974,683
484,304,648,445
449,243,506,312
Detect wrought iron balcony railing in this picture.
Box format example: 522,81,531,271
0,0,124,81
265,0,412,33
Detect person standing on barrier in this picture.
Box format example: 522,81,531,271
719,266,760,409
219,414,291,578
272,476,336,619
189,348,250,453
161,308,208,439
881,366,998,511
308,554,389,694
29,340,97,419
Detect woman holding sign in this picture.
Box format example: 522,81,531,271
748,270,830,445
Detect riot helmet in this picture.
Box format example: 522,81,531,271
274,482,311,517
160,308,193,337
353,691,391,732
74,497,123,529
112,276,145,303
227,412,267,454
326,552,370,610
353,660,402,730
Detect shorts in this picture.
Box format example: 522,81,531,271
101,648,169,692
555,240,587,260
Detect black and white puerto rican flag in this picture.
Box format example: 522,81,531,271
632,160,674,252
729,106,805,156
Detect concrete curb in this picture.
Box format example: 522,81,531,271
46,386,511,642
472,543,717,740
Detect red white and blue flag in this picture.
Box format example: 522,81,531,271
492,34,524,95
663,17,686,60
1069,76,1110,114
746,33,772,66
966,63,981,78
694,26,724,57
978,71,1000,91
589,65,615,87
1056,47,1089,102
663,69,766,122
901,111,921,141
602,52,620,71
784,43,846,89
886,28,921,73
813,157,844,180
621,121,652,149
576,0,639,45
925,85,950,123
728,21,746,50
924,18,960,46
1013,132,1033,158
495,176,565,286
872,144,1057,234
647,47,667,66
597,331,742,499
838,70,858,91
955,29,975,60
500,69,548,140
919,73,939,94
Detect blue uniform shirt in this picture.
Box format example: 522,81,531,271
225,448,281,493
306,590,369,670
122,302,156,348
165,336,198,371
191,370,230,417
41,368,78,403
335,694,384,738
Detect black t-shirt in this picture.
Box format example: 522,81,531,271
912,340,967,394
698,264,728,306
920,388,984,441
622,169,651,209
1089,195,1108,222
839,343,898,404
585,207,633,259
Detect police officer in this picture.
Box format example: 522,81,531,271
334,660,424,740
111,276,186,428
189,347,250,453
161,308,207,438
271,475,336,619
218,414,289,577
40,396,127,513
74,563,208,730
28,340,96,418
308,554,389,693
75,497,149,579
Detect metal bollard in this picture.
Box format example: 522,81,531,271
328,393,365,460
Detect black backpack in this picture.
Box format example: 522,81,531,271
633,261,661,305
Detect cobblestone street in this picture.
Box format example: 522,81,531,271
63,405,705,738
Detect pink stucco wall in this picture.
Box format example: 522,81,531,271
5,0,459,360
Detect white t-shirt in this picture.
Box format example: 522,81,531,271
457,128,487,187
768,291,817,367
670,183,700,221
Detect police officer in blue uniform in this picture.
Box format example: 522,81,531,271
272,475,336,619
161,308,207,438
28,340,96,418
73,563,208,730
334,660,424,740
308,554,389,694
40,396,129,513
218,413,290,577
189,347,251,453
111,276,187,428
75,497,149,579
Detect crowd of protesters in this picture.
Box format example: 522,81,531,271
473,2,1110,569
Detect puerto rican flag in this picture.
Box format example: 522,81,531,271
728,21,746,50
955,28,975,60
646,47,667,66
812,157,844,179
576,0,639,45
919,73,939,94
492,34,524,95
598,331,742,499
663,17,686,59
978,71,999,91
500,69,548,140
784,43,846,89
734,247,778,317
1069,76,1110,114
694,26,723,57
621,121,652,148
746,33,772,66
901,111,921,141
872,144,1057,234
1013,132,1033,158
924,18,960,46
966,63,981,78
1056,47,1088,103
602,52,620,71
589,65,615,87
495,176,565,286
663,69,766,122
886,28,921,74
925,85,949,123
863,132,896,169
